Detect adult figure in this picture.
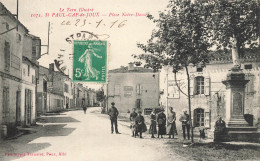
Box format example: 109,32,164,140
149,108,157,138
130,108,138,137
78,43,102,80
82,99,87,114
157,108,166,138
214,117,227,142
108,102,120,134
135,111,145,138
179,110,190,140
166,107,176,139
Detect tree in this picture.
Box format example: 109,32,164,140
96,89,105,103
133,0,212,143
204,0,259,67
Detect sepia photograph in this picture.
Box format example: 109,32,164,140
0,0,259,160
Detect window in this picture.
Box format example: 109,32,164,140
64,84,69,93
194,108,204,127
3,87,10,123
32,46,36,57
32,75,35,84
136,84,142,95
43,80,47,92
244,64,252,70
136,99,141,109
196,76,204,95
27,64,30,76
16,33,21,42
11,54,20,70
4,41,10,72
5,23,9,30
197,67,203,72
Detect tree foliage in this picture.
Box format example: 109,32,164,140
96,89,105,102
205,0,259,56
134,0,212,73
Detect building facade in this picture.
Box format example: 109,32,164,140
0,2,41,138
106,63,160,113
37,64,71,114
160,50,260,132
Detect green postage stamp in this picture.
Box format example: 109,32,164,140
73,40,107,83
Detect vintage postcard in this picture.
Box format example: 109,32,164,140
0,0,259,161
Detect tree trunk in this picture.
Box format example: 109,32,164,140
185,65,194,143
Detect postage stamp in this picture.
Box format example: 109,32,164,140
73,40,107,83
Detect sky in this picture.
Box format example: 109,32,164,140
1,0,169,88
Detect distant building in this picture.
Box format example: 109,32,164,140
88,88,97,107
160,49,260,131
106,63,160,113
37,64,72,114
73,83,88,108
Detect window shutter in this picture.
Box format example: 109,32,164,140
189,77,194,96
140,85,143,94
204,112,210,128
204,76,210,96
136,84,141,95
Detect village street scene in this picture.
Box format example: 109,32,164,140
0,0,260,161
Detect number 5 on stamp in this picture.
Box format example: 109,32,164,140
73,40,107,83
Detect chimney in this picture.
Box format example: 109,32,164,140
49,63,54,73
128,62,134,71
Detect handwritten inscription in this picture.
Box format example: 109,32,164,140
61,19,127,28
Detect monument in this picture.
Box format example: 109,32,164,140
222,66,260,142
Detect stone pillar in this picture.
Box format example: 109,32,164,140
222,67,249,127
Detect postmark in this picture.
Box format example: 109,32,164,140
73,40,107,83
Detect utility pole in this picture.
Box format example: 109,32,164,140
41,22,50,56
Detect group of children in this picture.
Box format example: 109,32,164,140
130,109,146,138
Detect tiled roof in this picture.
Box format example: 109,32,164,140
109,66,154,73
208,48,259,63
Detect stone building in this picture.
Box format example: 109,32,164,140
21,34,41,126
160,50,260,133
106,63,160,113
0,2,41,138
73,83,88,108
88,88,97,107
64,77,73,109
37,64,71,114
